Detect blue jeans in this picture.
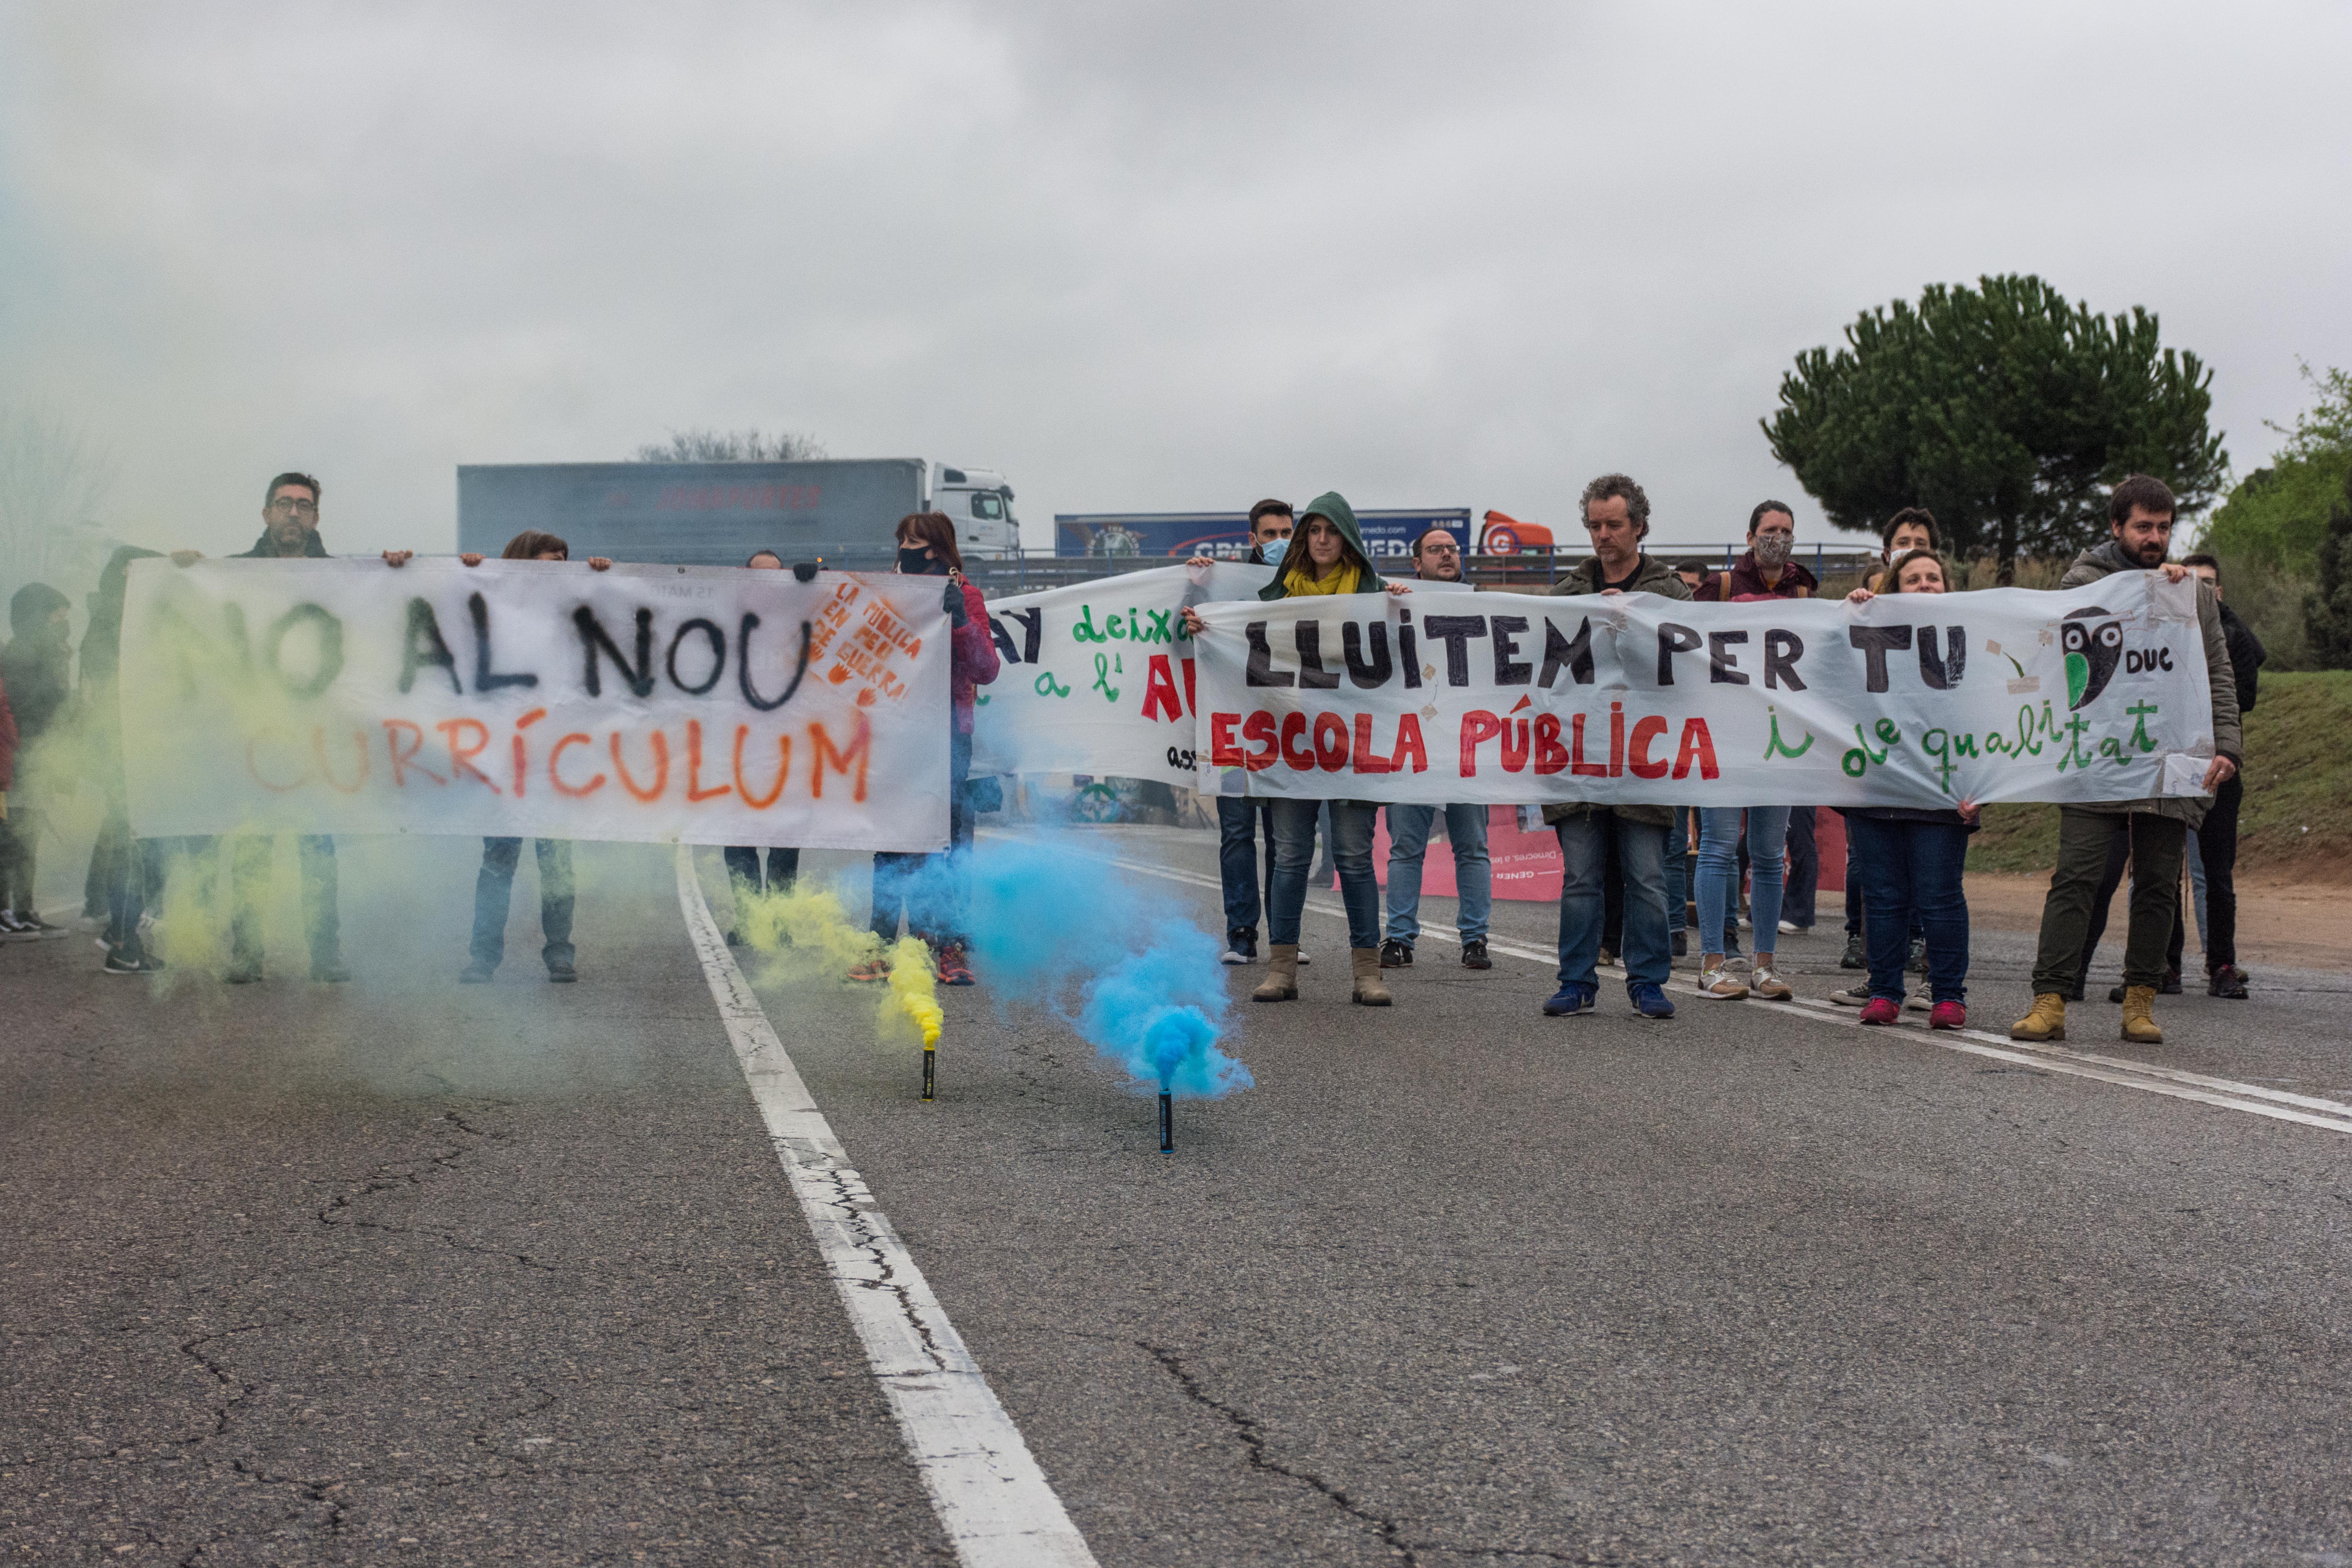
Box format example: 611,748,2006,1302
1846,815,1969,1003
1555,813,1669,988
1384,804,1491,944
1663,808,1690,937
471,838,575,972
1216,796,1275,940
1269,799,1379,949
873,729,973,947
1697,806,1788,959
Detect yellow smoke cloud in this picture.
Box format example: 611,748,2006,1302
731,878,944,1050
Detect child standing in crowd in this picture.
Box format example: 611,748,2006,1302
1182,492,1413,1007
853,513,999,987
1834,548,1977,1028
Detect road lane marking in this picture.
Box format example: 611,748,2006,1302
674,846,1099,1568
1040,834,2352,1138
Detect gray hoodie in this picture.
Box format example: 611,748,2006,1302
2056,538,2241,826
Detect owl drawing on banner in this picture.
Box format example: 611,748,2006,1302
2060,608,2123,711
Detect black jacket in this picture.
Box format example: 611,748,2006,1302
236,527,331,559
2218,601,2265,716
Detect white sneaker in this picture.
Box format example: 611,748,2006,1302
1698,964,1749,999
1750,965,1793,1000
1220,946,1251,966
1296,949,1311,965
1777,920,1801,935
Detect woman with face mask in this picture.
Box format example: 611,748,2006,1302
1181,492,1413,1007
1692,502,1819,1003
1828,549,1978,1029
850,514,1000,986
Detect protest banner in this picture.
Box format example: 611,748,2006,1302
119,559,953,849
1189,573,2223,808
970,562,1271,788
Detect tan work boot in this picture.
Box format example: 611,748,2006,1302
1252,944,1298,1003
1349,946,1392,1006
2009,992,2067,1042
2120,985,2163,1044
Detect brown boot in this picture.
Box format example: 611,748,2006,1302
1252,944,1298,1003
2120,985,2163,1044
2009,992,2066,1042
1350,946,1392,1006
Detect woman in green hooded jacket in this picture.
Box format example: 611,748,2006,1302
1184,491,1411,1006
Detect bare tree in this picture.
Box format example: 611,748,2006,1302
0,405,120,610
633,428,828,463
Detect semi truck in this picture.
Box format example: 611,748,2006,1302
457,459,1022,566
1054,508,1473,562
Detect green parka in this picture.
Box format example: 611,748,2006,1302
1259,491,1384,601
2056,539,2241,827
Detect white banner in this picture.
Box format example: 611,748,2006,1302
121,558,952,849
970,562,1272,787
1188,574,2222,808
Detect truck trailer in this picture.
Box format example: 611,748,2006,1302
1053,508,1472,563
457,459,1021,566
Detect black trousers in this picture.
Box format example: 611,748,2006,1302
724,846,800,897
1782,807,1819,928
2194,776,2243,973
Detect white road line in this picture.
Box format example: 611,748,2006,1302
1034,834,2352,1138
673,846,1098,1568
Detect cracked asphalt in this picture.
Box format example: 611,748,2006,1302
6,825,2352,1565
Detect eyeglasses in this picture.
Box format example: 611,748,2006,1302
268,497,318,516
1421,542,1461,555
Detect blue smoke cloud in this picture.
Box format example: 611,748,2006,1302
965,836,1251,1100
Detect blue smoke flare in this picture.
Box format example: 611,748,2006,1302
965,836,1252,1100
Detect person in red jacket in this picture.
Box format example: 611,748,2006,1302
852,512,1000,986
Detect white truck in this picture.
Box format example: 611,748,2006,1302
457,458,1024,566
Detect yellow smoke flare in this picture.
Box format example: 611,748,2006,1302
886,935,944,1046
730,878,944,1050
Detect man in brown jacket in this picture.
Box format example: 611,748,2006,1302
1539,474,1691,1020
2011,475,2241,1046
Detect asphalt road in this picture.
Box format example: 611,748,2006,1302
5,824,2351,1566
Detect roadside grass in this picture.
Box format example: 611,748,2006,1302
1967,671,2352,880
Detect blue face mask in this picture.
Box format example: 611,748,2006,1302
1261,537,1289,568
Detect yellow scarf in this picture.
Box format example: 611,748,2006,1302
1288,561,1361,597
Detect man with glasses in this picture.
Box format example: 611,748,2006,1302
222,472,346,981
1380,526,1493,971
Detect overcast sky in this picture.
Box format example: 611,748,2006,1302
4,2,2349,560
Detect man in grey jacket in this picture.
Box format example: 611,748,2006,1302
2011,475,2240,1046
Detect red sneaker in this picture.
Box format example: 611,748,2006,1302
1929,1001,1968,1031
1857,997,1901,1026
936,942,976,987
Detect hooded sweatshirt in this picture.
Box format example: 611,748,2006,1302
1259,492,1381,601
0,583,73,746
2056,538,2240,825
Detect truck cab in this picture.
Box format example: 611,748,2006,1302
931,465,1022,559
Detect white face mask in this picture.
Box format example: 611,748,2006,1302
1261,537,1289,567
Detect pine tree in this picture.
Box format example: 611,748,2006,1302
2304,464,2352,669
